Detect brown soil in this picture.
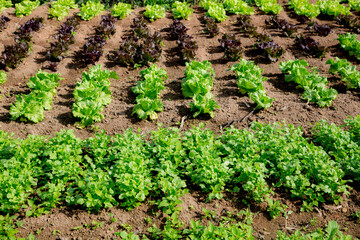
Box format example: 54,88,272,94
1,1,360,239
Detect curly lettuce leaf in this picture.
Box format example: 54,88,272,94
189,92,219,118
317,0,350,16
0,71,7,85
111,2,132,19
15,0,40,17
132,97,163,120
288,0,320,19
255,0,283,14
207,3,228,22
78,0,104,21
49,4,70,21
0,0,12,12
144,4,166,22
223,0,254,15
172,1,193,20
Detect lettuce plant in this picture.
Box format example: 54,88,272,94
1,17,43,69
207,2,228,22
72,64,118,128
288,0,320,19
229,59,274,109
182,60,219,117
10,70,63,123
132,64,168,120
223,0,254,15
349,0,360,11
338,33,360,60
255,0,283,14
46,15,80,62
310,22,333,36
0,0,11,12
326,57,360,89
336,14,360,33
144,4,166,22
295,34,327,58
49,0,77,21
317,0,350,16
111,2,132,19
203,15,219,37
15,0,40,17
219,34,242,61
110,18,162,67
237,15,258,36
279,59,338,107
0,70,6,85
78,0,104,21
266,16,296,37
172,1,193,20
199,0,219,10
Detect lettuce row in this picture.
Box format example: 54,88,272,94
0,120,352,213
9,70,63,123
78,0,104,21
255,0,283,15
49,0,77,21
279,59,338,107
15,0,39,17
182,60,219,118
317,0,351,16
111,2,132,19
144,4,166,22
287,0,320,19
326,57,360,89
223,0,254,15
229,59,274,110
338,33,360,60
72,64,118,128
132,64,168,120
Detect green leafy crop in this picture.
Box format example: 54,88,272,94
0,0,12,12
288,0,320,19
317,0,351,16
279,59,338,107
326,57,360,89
182,60,219,118
10,70,63,123
72,64,118,128
132,64,168,120
78,0,104,21
144,4,166,22
229,59,274,110
207,2,228,22
349,0,360,11
255,0,283,14
172,1,193,20
15,0,40,17
111,2,132,19
223,0,254,15
312,120,360,181
49,0,77,21
338,33,360,60
0,70,6,85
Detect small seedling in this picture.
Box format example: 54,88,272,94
144,217,152,224
120,223,132,231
